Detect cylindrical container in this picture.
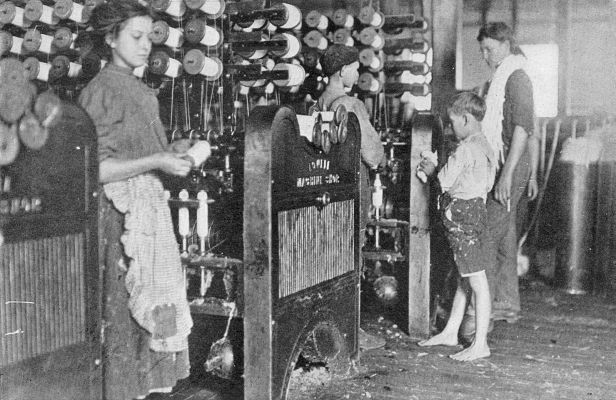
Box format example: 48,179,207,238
24,0,58,25
52,27,77,51
184,0,225,18
358,27,384,50
150,0,186,20
184,18,223,48
359,48,382,71
54,0,85,23
186,140,212,166
304,10,331,31
332,29,354,47
0,32,23,56
269,3,301,30
150,20,184,48
332,8,355,29
269,33,301,59
23,30,54,54
148,50,182,78
183,49,223,81
272,63,304,87
555,136,602,294
0,2,26,27
49,55,82,81
23,57,51,81
302,30,328,50
358,6,384,28
358,72,381,94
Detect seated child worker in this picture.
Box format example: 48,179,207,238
417,92,496,361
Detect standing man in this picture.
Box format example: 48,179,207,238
463,22,539,337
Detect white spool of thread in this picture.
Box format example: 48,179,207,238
183,49,222,81
200,0,224,17
186,140,212,167
370,33,384,50
38,3,55,24
342,14,354,29
0,4,26,27
316,14,328,30
133,65,146,78
200,25,221,47
10,36,23,55
272,63,305,87
272,33,300,59
166,26,183,48
55,1,85,23
266,21,277,33
303,30,328,50
67,61,81,78
239,18,266,31
39,33,53,54
165,58,182,77
32,60,51,81
370,11,384,27
163,0,186,19
278,3,301,30
196,190,209,253
178,189,190,253
150,53,182,78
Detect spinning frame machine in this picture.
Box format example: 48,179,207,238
0,0,442,399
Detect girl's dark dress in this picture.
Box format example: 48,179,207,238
79,64,190,400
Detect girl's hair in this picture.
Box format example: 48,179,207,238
448,91,486,122
476,22,524,55
80,0,156,59
89,0,156,38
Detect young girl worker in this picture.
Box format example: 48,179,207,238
78,1,210,398
417,92,496,361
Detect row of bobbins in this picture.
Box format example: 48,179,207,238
309,104,348,154
0,58,62,166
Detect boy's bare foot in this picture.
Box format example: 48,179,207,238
417,331,459,347
449,341,490,361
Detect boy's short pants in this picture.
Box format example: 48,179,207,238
440,194,488,277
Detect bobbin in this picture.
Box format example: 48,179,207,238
185,0,226,19
183,49,223,81
184,18,224,48
151,20,184,49
24,0,59,25
148,50,182,78
23,29,54,54
23,57,51,82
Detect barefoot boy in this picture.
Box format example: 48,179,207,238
417,92,496,361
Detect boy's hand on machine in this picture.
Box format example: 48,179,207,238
156,152,193,177
419,159,436,176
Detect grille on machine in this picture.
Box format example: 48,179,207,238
278,200,355,297
1,233,86,367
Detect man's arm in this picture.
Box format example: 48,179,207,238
526,132,539,200
494,127,527,205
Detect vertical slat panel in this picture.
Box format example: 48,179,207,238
278,200,355,298
0,233,86,367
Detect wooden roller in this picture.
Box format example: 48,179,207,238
18,111,48,151
0,121,20,166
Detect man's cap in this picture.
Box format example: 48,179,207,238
320,44,359,77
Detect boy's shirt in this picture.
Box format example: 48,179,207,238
318,89,386,169
438,131,496,201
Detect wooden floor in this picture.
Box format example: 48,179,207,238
154,278,616,400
